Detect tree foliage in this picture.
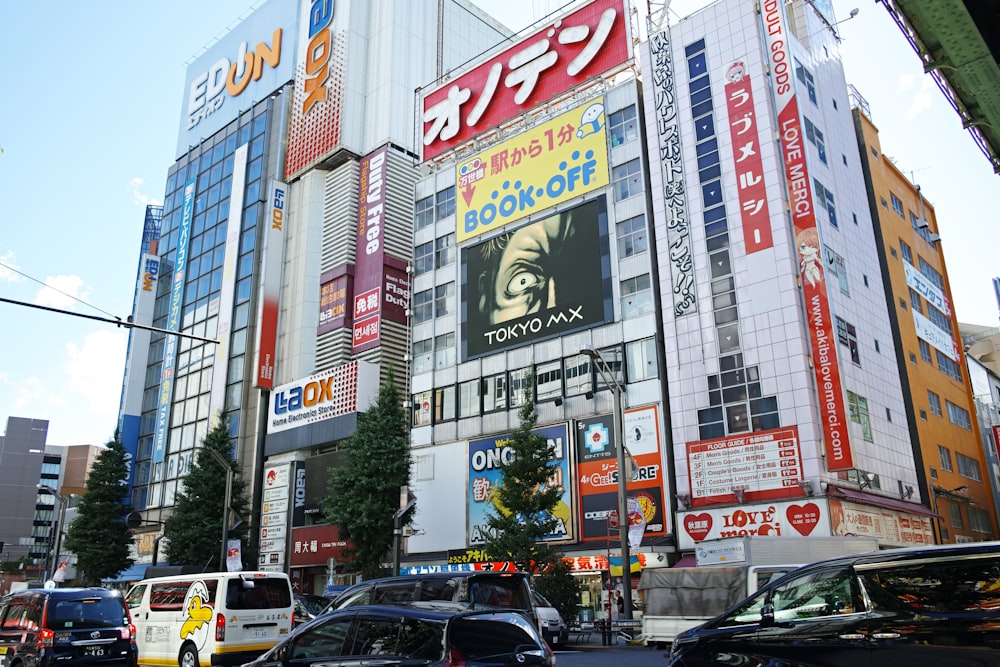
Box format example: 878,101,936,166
324,370,412,580
533,559,584,626
482,378,562,573
62,431,135,585
162,416,252,571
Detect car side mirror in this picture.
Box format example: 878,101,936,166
760,603,775,628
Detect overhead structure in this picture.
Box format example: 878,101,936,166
882,0,1000,173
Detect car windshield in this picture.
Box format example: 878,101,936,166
299,595,329,615
450,614,541,659
47,597,126,629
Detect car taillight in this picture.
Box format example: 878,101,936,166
37,627,54,649
439,645,467,667
122,622,136,641
216,613,226,642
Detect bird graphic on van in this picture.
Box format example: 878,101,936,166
180,580,214,647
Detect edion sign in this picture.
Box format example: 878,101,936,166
420,0,631,161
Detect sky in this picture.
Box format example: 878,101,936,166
1,0,997,449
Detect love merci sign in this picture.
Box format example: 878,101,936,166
677,498,831,550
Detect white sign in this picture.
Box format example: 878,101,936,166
687,428,802,499
263,498,289,515
913,310,959,361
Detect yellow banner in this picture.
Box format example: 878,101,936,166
455,98,610,243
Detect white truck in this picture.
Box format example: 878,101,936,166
639,536,879,647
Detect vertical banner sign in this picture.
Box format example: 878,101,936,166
468,424,573,545
762,0,853,471
153,180,195,465
259,463,292,571
209,144,248,422
724,60,773,253
352,145,389,353
255,179,288,388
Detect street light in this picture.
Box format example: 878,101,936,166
931,484,969,544
581,348,634,620
203,448,234,571
37,484,67,583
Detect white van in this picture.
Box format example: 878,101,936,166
125,571,294,667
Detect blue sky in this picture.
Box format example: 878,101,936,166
1,0,996,448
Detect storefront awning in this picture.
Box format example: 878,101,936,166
828,485,940,518
102,563,150,584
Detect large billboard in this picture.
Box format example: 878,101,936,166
267,360,379,435
420,0,632,161
285,0,347,178
468,424,573,546
177,0,297,157
762,0,853,471
461,197,613,359
576,406,668,542
455,98,610,243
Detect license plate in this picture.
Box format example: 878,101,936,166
251,629,270,639
84,646,105,657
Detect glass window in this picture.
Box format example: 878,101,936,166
721,567,857,626
563,354,592,396
288,616,353,660
956,452,982,481
621,274,653,319
435,282,455,318
612,159,643,201
825,246,849,295
617,215,648,259
919,339,933,363
414,241,433,275
626,338,657,381
794,59,817,105
509,367,531,407
803,117,827,164
415,196,434,230
434,333,455,369
535,360,563,401
609,105,638,147
412,339,432,374
928,391,942,416
890,193,904,216
482,373,507,412
938,445,953,472
435,186,455,220
860,555,1000,614
412,289,433,324
938,352,963,382
458,379,480,417
412,390,432,427
434,385,456,423
435,234,455,269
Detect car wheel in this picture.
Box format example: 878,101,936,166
179,643,200,667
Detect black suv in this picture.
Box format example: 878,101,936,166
668,540,1000,666
241,602,554,667
0,587,137,667
326,572,538,628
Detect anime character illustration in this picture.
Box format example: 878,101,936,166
796,226,823,287
726,61,746,82
576,101,605,139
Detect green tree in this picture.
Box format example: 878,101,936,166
324,370,412,579
162,415,252,571
482,377,562,574
533,559,585,626
62,431,134,584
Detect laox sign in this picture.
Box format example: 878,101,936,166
273,377,334,414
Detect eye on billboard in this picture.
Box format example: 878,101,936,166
460,197,613,360
420,0,631,161
455,98,610,244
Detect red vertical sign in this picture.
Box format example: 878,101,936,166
762,0,853,470
725,61,773,253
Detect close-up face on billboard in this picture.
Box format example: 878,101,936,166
461,197,613,359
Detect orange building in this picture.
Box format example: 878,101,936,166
853,90,999,543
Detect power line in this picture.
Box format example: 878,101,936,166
0,260,117,320
0,297,219,345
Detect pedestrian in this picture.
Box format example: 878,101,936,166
616,591,624,618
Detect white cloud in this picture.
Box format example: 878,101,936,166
35,275,91,310
0,250,22,283
65,329,127,420
905,76,935,121
897,71,917,93
14,376,44,410
130,177,163,208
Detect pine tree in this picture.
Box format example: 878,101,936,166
162,416,252,571
324,370,412,579
62,431,135,584
482,376,562,573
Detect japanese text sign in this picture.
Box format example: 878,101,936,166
420,0,630,161
455,98,609,243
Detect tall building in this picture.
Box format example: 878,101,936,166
0,417,51,575
854,96,999,542
120,0,512,591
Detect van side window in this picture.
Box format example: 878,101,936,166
126,584,147,610
225,578,292,609
859,556,1000,613
150,581,194,611
726,568,857,624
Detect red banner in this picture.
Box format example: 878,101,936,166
763,0,852,471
